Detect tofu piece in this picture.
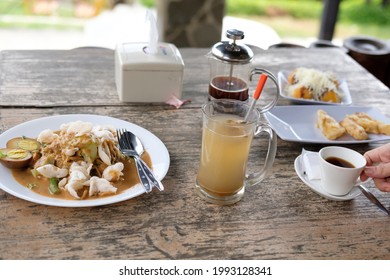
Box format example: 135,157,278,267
316,110,346,140
340,116,369,140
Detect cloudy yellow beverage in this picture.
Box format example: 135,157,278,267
196,114,254,196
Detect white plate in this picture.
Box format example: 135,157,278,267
0,114,170,207
264,105,390,144
278,71,352,105
294,155,360,201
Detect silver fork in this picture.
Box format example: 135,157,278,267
116,129,152,193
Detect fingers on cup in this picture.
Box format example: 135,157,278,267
364,163,390,179
360,171,369,182
364,143,390,165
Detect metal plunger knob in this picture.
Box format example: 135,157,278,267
226,29,245,41
210,28,253,63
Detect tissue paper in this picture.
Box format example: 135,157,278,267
301,149,321,180
145,10,158,55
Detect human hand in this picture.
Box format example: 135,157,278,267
360,143,390,192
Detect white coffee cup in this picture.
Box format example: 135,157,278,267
319,146,367,196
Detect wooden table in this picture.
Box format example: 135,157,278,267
1,48,389,260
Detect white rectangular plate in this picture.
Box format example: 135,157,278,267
278,71,352,105
264,105,390,144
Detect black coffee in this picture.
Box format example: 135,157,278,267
325,157,355,168
209,76,249,101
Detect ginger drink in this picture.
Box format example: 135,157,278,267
196,114,254,196
195,99,277,205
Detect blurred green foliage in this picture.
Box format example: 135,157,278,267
1,0,388,37
340,0,390,25
139,0,390,26
2,0,389,26
0,1,25,15
226,0,323,19
140,0,155,8
226,0,390,25
223,0,390,38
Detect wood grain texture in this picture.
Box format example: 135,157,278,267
1,48,388,108
0,49,390,260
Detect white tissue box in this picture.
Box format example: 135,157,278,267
115,42,184,102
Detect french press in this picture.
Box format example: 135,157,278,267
208,29,280,106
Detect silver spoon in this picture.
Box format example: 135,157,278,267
123,130,164,192
357,185,389,215
116,129,152,193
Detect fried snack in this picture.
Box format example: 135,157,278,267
340,116,369,140
348,112,390,135
316,110,390,141
286,67,342,103
347,112,379,134
316,110,346,140
378,122,390,135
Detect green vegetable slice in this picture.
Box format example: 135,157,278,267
48,177,60,194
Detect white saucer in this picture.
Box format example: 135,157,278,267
294,155,361,201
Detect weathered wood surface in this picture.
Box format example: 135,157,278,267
1,48,389,109
0,49,390,260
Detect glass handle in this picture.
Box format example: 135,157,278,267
245,123,277,187
250,68,280,114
